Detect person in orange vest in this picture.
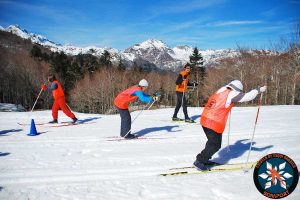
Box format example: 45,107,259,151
172,63,197,123
41,74,78,124
114,79,158,139
193,80,267,170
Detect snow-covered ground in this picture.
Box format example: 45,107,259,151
0,106,299,200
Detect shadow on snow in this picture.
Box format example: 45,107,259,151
135,125,181,137
0,152,10,157
190,114,201,122
212,139,274,164
0,129,22,136
61,117,101,124
77,117,101,124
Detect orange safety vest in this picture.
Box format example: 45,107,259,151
114,85,141,109
200,89,234,134
52,80,65,100
176,70,189,93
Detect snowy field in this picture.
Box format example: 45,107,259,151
0,106,299,200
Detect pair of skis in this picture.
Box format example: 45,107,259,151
172,118,196,123
17,121,95,127
160,161,257,176
106,135,170,141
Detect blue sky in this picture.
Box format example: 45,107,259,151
0,0,299,50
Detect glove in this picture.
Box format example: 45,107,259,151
152,94,159,101
152,96,158,101
41,84,47,91
259,86,267,93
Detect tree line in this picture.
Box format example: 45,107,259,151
0,24,299,114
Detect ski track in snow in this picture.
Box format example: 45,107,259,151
0,106,299,200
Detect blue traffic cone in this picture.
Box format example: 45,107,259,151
28,119,38,136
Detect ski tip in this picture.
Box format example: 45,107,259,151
160,171,188,176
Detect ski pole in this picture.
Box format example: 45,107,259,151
124,100,156,138
226,110,231,152
31,87,44,112
244,93,263,172
131,101,153,125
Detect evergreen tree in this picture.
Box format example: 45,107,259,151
132,61,144,73
117,56,126,71
189,47,206,106
30,45,43,59
88,48,96,54
189,47,204,69
100,50,112,66
189,47,205,83
85,54,99,73
50,51,75,93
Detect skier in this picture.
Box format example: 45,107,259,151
193,80,267,170
114,79,158,139
172,63,197,123
41,74,78,124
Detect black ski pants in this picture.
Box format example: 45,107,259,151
173,91,189,119
117,107,131,137
196,126,222,163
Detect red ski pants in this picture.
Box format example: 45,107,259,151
52,97,75,120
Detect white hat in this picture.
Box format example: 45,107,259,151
227,80,243,92
138,79,149,87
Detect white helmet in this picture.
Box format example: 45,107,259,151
227,80,243,92
138,79,149,87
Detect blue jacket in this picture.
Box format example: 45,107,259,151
131,90,153,103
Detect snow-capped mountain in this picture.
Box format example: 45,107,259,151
54,44,122,61
3,25,122,60
125,39,239,70
124,39,182,70
6,25,59,48
1,24,239,71
171,45,194,62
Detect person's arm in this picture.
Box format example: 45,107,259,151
50,82,58,91
132,90,153,103
231,89,259,103
230,86,266,104
175,74,184,85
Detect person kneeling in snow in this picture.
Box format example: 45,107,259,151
194,80,266,171
41,74,78,124
114,79,158,139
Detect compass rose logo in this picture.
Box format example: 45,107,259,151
259,161,293,190
253,153,298,199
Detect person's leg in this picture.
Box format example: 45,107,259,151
57,97,75,119
173,92,183,118
51,100,60,121
182,93,189,119
118,108,131,137
196,126,222,163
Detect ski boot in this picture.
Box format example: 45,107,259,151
185,118,195,123
172,117,183,121
193,160,209,171
49,119,58,124
72,117,78,124
204,160,220,166
125,134,138,139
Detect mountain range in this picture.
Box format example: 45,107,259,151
1,24,240,71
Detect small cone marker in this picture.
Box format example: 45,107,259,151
28,119,38,136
